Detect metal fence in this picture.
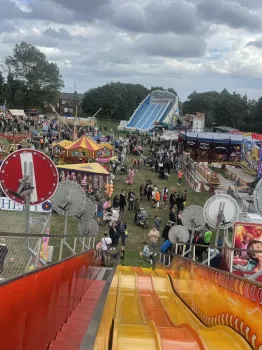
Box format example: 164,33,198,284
227,186,256,213
0,233,96,281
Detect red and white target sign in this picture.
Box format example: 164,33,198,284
0,149,58,205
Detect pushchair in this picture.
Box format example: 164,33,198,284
159,168,165,179
120,164,128,174
136,209,149,229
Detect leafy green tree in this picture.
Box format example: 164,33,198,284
82,82,150,120
167,88,177,96
182,89,262,132
150,86,165,92
0,71,4,87
5,41,64,107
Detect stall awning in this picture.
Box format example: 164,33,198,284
64,136,101,151
56,162,110,175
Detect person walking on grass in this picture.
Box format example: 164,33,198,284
147,225,160,255
177,169,183,185
119,190,126,213
127,190,135,211
139,242,154,265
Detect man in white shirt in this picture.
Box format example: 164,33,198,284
101,233,112,266
101,233,112,251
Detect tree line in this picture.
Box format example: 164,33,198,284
183,89,262,132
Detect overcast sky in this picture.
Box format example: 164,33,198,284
2,0,262,101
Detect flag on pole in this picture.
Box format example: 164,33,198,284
3,99,6,119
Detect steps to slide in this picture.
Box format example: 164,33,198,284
94,266,252,350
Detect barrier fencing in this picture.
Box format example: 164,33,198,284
227,186,257,213
0,233,96,281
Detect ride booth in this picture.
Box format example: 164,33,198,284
58,136,114,165
95,143,114,163
56,163,110,192
179,131,245,164
52,140,72,164
221,220,262,282
63,136,101,163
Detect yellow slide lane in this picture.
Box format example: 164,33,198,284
153,269,251,350
94,266,252,349
113,266,160,349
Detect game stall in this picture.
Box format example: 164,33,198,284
95,142,114,163
179,132,250,164
56,163,110,191
52,140,72,162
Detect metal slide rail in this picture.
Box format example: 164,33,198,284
159,243,262,280
0,233,96,281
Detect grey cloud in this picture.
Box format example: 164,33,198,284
246,41,262,49
138,34,206,58
0,21,17,33
23,0,75,24
49,0,113,21
197,0,261,30
111,0,204,35
225,0,262,9
1,0,24,18
44,28,72,40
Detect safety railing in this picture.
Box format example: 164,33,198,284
0,233,96,281
227,186,256,213
159,242,262,281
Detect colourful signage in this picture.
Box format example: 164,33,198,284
233,222,262,274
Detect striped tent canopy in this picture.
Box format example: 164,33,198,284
64,136,101,151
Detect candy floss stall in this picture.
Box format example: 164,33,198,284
56,163,110,192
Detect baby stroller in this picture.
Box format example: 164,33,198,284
136,208,149,229
159,168,165,179
120,164,128,174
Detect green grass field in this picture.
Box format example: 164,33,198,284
49,117,211,266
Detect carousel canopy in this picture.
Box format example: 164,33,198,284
56,162,110,175
52,140,72,147
100,142,113,149
64,136,101,151
58,140,72,147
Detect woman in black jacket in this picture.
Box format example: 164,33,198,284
127,190,135,211
119,190,126,213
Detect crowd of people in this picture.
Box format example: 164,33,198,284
95,130,216,267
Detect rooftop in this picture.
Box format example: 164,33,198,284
214,125,239,132
60,92,85,101
179,131,254,144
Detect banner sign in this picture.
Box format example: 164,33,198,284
243,132,262,141
150,98,171,104
233,222,262,274
0,197,52,213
